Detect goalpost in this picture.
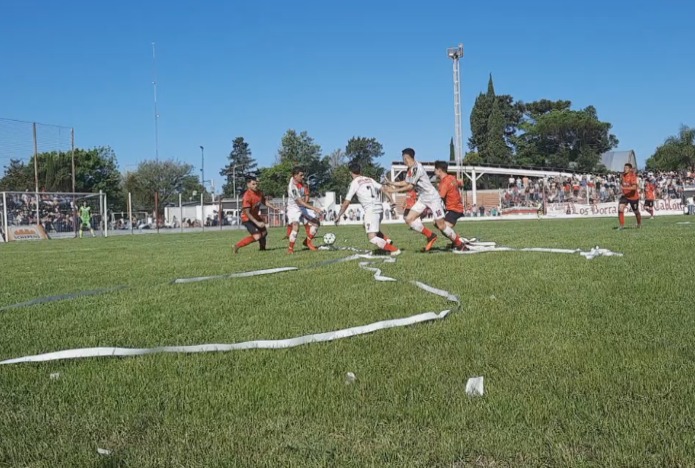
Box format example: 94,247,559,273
0,191,106,241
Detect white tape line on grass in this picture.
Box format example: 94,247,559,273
358,256,397,282
173,267,298,284
412,281,460,305
0,310,451,365
1,251,460,365
455,245,622,260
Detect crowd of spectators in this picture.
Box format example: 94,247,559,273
0,191,100,234
500,171,694,209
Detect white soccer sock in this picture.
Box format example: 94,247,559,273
442,226,459,242
289,231,298,243
410,218,425,233
369,236,387,249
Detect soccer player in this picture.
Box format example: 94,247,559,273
618,163,641,229
644,176,657,219
334,162,401,256
284,181,318,240
286,166,323,254
434,160,471,247
383,148,467,251
78,201,95,238
433,161,465,228
402,188,418,218
233,176,281,253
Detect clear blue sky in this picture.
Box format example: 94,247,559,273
1,0,692,190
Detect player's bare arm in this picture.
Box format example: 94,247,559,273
334,199,352,225
294,196,322,214
244,207,265,229
383,182,414,194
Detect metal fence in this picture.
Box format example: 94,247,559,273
0,118,76,193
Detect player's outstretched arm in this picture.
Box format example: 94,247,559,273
383,183,414,194
334,198,351,225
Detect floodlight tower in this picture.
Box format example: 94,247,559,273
447,44,464,179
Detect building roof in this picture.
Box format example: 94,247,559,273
600,150,637,172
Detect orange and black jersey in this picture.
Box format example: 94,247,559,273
645,182,656,201
241,189,266,223
621,172,639,201
438,174,464,213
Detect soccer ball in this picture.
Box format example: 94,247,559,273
323,232,336,245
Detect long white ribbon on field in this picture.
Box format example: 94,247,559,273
172,267,298,284
1,254,459,365
0,310,451,365
455,244,622,260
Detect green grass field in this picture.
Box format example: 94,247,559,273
1,217,694,467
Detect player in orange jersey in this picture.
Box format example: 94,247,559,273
433,161,464,227
402,188,418,218
618,163,641,229
233,176,281,253
644,176,657,219
434,160,474,248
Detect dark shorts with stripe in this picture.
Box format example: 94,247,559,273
644,199,654,208
444,210,464,226
619,196,639,211
243,221,266,235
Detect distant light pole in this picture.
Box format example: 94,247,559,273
232,165,237,198
447,43,464,180
199,145,205,190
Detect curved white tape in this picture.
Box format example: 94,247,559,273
0,310,451,365
454,245,622,260
2,249,462,365
412,281,460,304
173,267,298,284
358,256,397,282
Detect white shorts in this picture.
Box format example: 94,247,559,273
411,198,445,220
363,209,383,234
287,206,317,225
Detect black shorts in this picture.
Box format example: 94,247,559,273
80,222,90,229
243,221,266,235
644,199,654,208
444,210,463,225
619,196,639,211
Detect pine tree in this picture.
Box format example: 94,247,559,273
468,74,495,155
220,137,257,197
449,137,455,162
486,98,511,164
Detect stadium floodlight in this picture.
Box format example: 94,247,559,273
447,43,464,180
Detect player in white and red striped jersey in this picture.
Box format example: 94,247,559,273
335,162,401,256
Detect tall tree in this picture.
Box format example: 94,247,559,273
517,105,618,171
0,159,33,191
257,160,294,198
468,74,495,155
468,74,522,162
449,137,455,162
646,125,695,172
0,147,123,208
486,99,511,164
220,137,257,197
344,136,384,179
327,148,346,170
277,129,326,194
123,159,202,214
